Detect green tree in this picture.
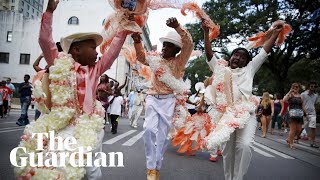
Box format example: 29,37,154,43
185,0,320,95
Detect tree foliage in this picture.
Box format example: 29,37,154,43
184,56,212,92
184,0,320,95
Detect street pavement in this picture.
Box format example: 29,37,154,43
0,107,320,180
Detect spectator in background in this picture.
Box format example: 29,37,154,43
6,78,15,115
109,90,124,134
301,80,319,148
130,89,144,128
0,81,13,118
16,74,32,126
280,96,289,133
113,76,128,96
97,74,113,124
271,93,284,135
128,89,135,119
283,83,306,149
260,92,274,138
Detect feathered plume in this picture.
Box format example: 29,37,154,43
247,20,292,49
181,2,220,41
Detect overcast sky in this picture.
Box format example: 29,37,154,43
146,0,208,51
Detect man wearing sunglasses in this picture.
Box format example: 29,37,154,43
301,80,319,148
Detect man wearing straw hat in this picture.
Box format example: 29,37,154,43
132,17,193,180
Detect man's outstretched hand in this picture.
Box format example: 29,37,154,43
46,0,59,13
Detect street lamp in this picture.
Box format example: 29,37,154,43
194,73,199,82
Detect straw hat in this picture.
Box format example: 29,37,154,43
60,32,103,53
159,31,182,48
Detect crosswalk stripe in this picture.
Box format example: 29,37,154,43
0,122,17,124
122,131,145,146
252,146,275,157
254,142,294,159
103,130,137,145
278,139,319,154
0,126,25,131
0,128,25,134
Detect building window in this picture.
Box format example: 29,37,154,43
31,15,34,19
37,12,38,16
27,5,29,10
68,16,79,25
32,8,34,13
11,6,15,10
20,8,23,13
20,54,30,64
22,1,24,6
12,0,15,3
0,53,9,63
26,12,29,17
7,31,12,42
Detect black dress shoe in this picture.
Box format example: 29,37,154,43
310,144,319,148
16,121,23,126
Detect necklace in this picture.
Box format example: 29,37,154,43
15,53,105,179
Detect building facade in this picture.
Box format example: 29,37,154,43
0,0,44,19
0,0,153,96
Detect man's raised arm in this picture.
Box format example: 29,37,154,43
38,0,59,67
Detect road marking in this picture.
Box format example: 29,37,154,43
0,126,25,131
103,130,137,145
252,146,275,157
0,122,17,124
254,142,295,159
278,139,319,154
122,131,145,146
0,128,25,133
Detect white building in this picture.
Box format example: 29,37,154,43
0,0,153,95
0,0,44,19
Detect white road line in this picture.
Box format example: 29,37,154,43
0,128,25,133
103,130,137,145
0,122,17,124
122,131,145,146
278,139,319,154
0,126,25,130
254,142,295,159
252,146,275,157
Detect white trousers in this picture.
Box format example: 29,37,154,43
143,95,176,170
222,115,257,180
128,105,134,120
85,129,104,180
130,105,143,127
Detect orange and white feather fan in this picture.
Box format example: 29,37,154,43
181,2,220,41
246,20,292,50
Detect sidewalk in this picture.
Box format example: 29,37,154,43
254,128,320,168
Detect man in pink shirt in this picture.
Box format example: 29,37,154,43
38,0,131,179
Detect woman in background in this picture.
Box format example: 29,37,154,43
260,92,274,138
271,93,284,135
